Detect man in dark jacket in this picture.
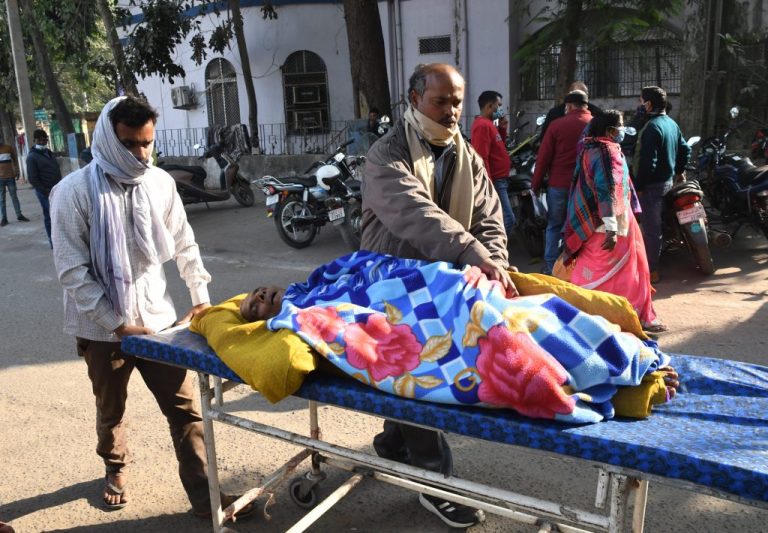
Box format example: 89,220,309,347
632,86,691,282
539,81,602,141
532,90,593,273
362,63,515,529
26,129,62,246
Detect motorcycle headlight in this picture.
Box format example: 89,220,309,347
756,190,768,197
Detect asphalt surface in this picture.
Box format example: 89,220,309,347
1,181,767,532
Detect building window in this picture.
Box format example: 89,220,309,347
419,35,451,55
520,40,683,101
283,51,330,135
205,58,241,128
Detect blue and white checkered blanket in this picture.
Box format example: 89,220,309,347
268,251,670,423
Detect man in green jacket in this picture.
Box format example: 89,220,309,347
632,86,691,282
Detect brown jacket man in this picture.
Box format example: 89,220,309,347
0,142,19,179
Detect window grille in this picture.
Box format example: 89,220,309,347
520,41,683,101
419,36,451,55
205,58,241,127
283,51,330,135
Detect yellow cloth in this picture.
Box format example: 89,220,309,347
612,371,668,418
403,106,474,230
510,270,649,340
190,294,317,403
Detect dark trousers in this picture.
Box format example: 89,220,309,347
34,189,51,247
373,420,453,475
76,338,210,511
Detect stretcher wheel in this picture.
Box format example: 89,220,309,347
289,476,319,509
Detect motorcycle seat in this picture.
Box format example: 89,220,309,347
666,180,703,199
507,174,532,192
738,164,768,187
279,175,317,187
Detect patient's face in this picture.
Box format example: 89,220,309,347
240,286,285,322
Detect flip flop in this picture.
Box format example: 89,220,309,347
103,475,128,510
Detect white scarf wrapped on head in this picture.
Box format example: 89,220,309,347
89,96,175,322
403,106,474,229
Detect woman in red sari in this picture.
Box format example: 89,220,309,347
561,110,666,332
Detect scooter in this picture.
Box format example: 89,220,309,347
158,143,255,207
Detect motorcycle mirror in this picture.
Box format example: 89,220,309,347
729,106,740,119
380,115,391,124
536,115,546,126
687,135,702,147
625,126,637,137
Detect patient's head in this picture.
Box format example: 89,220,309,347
240,286,285,322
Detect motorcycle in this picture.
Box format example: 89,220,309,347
698,107,768,241
507,115,547,258
158,143,255,207
662,137,717,275
254,139,364,250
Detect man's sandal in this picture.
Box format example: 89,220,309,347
103,475,128,510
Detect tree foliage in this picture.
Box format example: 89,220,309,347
514,0,685,100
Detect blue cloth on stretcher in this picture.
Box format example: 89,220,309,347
123,329,768,505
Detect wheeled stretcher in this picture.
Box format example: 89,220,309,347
122,327,768,532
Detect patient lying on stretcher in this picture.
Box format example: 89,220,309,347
197,251,678,423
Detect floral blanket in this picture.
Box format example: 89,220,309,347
268,251,670,423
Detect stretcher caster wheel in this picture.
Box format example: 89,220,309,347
289,476,319,509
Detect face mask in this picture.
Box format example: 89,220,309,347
492,110,504,120
612,127,626,144
35,143,47,149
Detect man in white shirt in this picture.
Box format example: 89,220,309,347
50,96,248,518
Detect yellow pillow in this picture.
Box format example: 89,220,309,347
190,295,317,403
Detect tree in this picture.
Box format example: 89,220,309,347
19,0,75,135
97,0,138,96
120,1,277,150
342,0,391,117
515,0,685,103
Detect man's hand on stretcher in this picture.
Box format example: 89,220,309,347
477,258,519,298
112,303,211,339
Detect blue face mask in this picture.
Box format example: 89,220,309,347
612,127,626,143
492,110,504,120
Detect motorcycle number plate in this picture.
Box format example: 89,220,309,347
266,194,279,206
328,207,345,223
676,203,706,225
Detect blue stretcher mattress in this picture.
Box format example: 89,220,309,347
122,329,768,505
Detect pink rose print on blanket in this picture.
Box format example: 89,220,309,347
297,306,345,343
476,325,575,419
344,314,422,382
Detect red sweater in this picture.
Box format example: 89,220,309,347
470,116,510,180
532,108,592,190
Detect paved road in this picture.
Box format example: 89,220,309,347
1,184,767,532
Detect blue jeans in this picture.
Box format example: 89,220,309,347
0,177,22,220
35,188,52,247
492,178,516,236
544,187,569,271
637,180,672,273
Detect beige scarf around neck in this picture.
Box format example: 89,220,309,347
403,106,474,230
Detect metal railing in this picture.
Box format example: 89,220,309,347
156,120,378,157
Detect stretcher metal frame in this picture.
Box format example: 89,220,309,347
123,328,768,533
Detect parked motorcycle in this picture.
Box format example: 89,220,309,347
698,107,768,241
254,139,364,250
507,115,547,258
662,141,716,275
158,143,255,207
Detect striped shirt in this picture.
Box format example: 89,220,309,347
50,165,211,342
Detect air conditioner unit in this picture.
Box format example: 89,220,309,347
171,86,195,109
